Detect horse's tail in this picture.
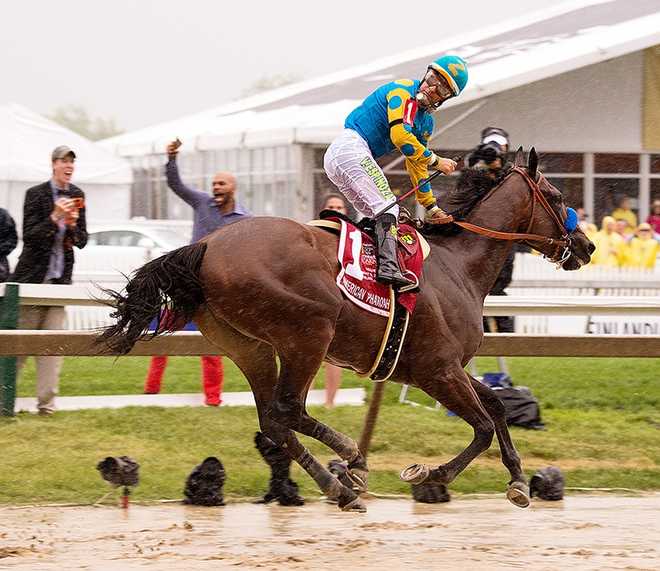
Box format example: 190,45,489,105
98,241,208,355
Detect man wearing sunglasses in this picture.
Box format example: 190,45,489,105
324,55,468,289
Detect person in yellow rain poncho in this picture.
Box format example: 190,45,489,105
610,196,637,235
591,216,626,266
625,222,659,269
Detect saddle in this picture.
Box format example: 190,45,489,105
313,209,429,307
308,211,430,381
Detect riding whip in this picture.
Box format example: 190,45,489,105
373,155,462,220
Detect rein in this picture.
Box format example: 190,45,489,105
449,167,572,264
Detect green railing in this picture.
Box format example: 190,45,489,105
0,283,19,416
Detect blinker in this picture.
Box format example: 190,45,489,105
564,207,578,233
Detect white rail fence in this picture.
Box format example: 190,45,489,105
2,283,660,358
53,252,660,331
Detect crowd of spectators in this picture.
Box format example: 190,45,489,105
578,197,660,269
3,137,660,415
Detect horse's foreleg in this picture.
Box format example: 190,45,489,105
287,410,368,493
469,375,530,507
403,368,495,488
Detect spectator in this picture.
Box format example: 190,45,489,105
467,126,515,333
483,249,515,333
591,216,625,267
11,145,87,415
467,126,510,177
614,219,633,242
143,139,251,406
625,222,659,269
0,207,18,282
646,199,660,236
320,193,347,408
610,195,637,234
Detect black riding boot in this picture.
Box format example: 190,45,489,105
375,214,415,289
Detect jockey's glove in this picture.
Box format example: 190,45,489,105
429,154,457,175
426,204,453,224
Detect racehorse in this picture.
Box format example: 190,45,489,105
100,148,594,512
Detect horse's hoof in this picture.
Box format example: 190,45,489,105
340,497,367,512
400,463,430,485
347,469,369,493
506,481,530,508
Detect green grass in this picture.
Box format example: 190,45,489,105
2,356,659,504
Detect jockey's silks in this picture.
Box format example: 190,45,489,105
344,79,437,208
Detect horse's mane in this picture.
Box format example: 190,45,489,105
421,165,511,237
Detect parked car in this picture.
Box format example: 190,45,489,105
7,219,192,283
77,220,192,280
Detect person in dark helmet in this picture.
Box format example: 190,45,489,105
467,127,510,178
466,127,516,333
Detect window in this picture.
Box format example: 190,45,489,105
89,231,145,247
594,153,639,174
650,155,660,174
546,178,584,210
594,179,639,228
538,153,583,173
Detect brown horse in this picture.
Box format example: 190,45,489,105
100,148,594,512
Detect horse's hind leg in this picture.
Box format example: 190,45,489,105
469,375,530,507
196,309,365,511
267,323,368,505
271,388,369,492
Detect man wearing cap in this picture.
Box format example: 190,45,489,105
464,127,516,333
467,127,510,177
12,145,87,415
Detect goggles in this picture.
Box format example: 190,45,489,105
421,70,454,102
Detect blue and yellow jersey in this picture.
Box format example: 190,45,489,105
344,79,436,208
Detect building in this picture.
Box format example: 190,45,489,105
100,0,660,227
1,103,133,227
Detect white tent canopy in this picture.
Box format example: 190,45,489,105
100,0,660,156
1,103,133,225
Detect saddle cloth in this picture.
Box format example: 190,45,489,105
335,219,424,317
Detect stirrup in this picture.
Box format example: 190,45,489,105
397,271,419,293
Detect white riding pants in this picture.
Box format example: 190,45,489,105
324,129,398,218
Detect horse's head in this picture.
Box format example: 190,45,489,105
508,147,594,270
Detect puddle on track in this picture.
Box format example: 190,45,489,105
1,494,658,570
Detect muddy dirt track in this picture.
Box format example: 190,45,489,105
1,494,658,570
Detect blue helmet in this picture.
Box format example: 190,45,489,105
428,55,468,96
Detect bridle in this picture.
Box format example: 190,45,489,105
450,167,574,266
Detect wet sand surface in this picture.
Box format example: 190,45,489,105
1,494,658,570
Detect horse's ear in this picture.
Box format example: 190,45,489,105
513,146,525,167
528,147,538,179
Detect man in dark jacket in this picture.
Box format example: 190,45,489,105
12,145,87,415
0,208,18,282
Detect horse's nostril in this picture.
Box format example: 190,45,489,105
588,242,596,255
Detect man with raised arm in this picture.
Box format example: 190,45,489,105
143,140,251,405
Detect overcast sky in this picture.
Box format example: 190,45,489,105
2,0,549,132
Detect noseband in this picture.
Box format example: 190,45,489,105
451,167,574,266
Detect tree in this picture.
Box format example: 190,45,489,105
240,73,302,97
48,105,124,141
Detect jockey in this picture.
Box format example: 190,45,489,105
324,55,468,289
467,127,510,178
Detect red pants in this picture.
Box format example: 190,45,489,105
144,355,224,405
